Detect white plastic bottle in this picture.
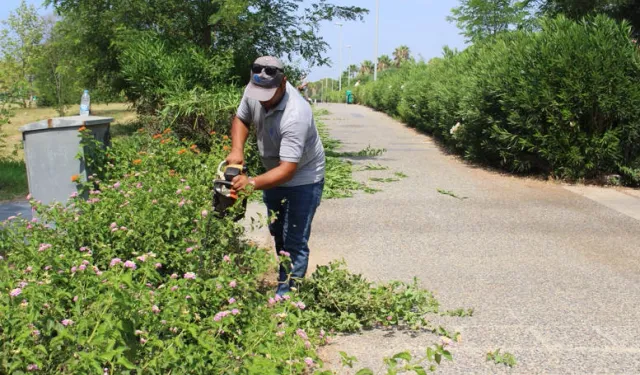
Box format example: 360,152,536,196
80,90,90,116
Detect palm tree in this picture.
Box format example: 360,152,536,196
359,60,374,75
392,45,410,67
377,55,392,71
348,64,358,78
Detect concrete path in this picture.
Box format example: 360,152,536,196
0,200,31,222
246,104,640,374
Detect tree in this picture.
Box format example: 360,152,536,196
0,0,45,107
377,54,392,71
392,45,411,67
447,0,533,43
45,0,368,96
360,60,374,75
536,0,639,36
33,15,86,115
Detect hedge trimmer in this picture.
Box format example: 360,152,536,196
212,160,248,222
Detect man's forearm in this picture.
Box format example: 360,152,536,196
253,162,297,190
231,116,249,153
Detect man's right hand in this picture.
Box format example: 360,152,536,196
226,150,244,165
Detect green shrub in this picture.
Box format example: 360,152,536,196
0,117,447,374
354,15,640,185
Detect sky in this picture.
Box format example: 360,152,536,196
1,0,469,82
303,0,468,81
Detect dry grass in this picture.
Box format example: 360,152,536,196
1,103,137,159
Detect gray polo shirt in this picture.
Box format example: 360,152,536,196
236,81,325,187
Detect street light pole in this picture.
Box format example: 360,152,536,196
335,22,343,91
346,45,352,87
373,0,379,81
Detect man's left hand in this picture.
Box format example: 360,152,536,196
231,175,252,192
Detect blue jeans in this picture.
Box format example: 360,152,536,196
263,179,324,295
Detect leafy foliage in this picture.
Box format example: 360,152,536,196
486,349,517,367
353,15,640,186
0,124,446,374
447,0,535,43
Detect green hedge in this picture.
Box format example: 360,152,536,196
353,15,640,185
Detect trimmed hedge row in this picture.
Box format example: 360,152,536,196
353,15,640,185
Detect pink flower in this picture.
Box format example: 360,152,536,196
27,364,39,371
26,194,32,200
386,315,392,321
61,319,74,326
79,264,87,271
293,301,306,310
275,295,282,302
304,357,314,366
71,266,77,273
176,189,182,195
19,281,28,288
283,295,290,301
136,183,142,189
140,337,147,344
276,331,285,337
185,295,192,299
152,199,158,204
110,222,118,228
136,255,147,262
135,329,144,335
229,280,237,288
178,199,186,207
180,178,186,182
201,210,208,217
31,329,40,337
184,272,196,280
186,247,194,253
171,286,178,291
110,258,122,267
120,226,127,231
113,182,121,189
161,320,167,325
155,263,162,269
38,243,51,252
73,295,78,302
268,298,276,306
231,309,240,315
44,266,51,271
223,255,231,263
43,303,50,309
279,250,291,257
228,297,236,304
123,261,136,270
9,288,22,297
79,246,88,252
82,260,90,265
296,329,308,340
184,186,191,190
25,266,32,273
152,305,160,314
170,273,178,279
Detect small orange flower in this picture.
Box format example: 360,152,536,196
177,149,187,155
190,144,197,150
138,151,147,155
137,128,145,133
160,139,168,144
163,128,171,135
71,174,80,182
132,159,142,165
78,126,87,132
209,131,216,135
169,170,176,176
223,135,229,140
223,145,230,151
153,134,162,140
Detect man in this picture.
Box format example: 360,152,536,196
226,56,325,296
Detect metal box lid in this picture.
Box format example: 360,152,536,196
19,116,114,133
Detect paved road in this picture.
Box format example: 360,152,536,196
0,200,31,222
247,104,640,374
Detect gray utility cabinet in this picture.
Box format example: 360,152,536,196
20,116,113,206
